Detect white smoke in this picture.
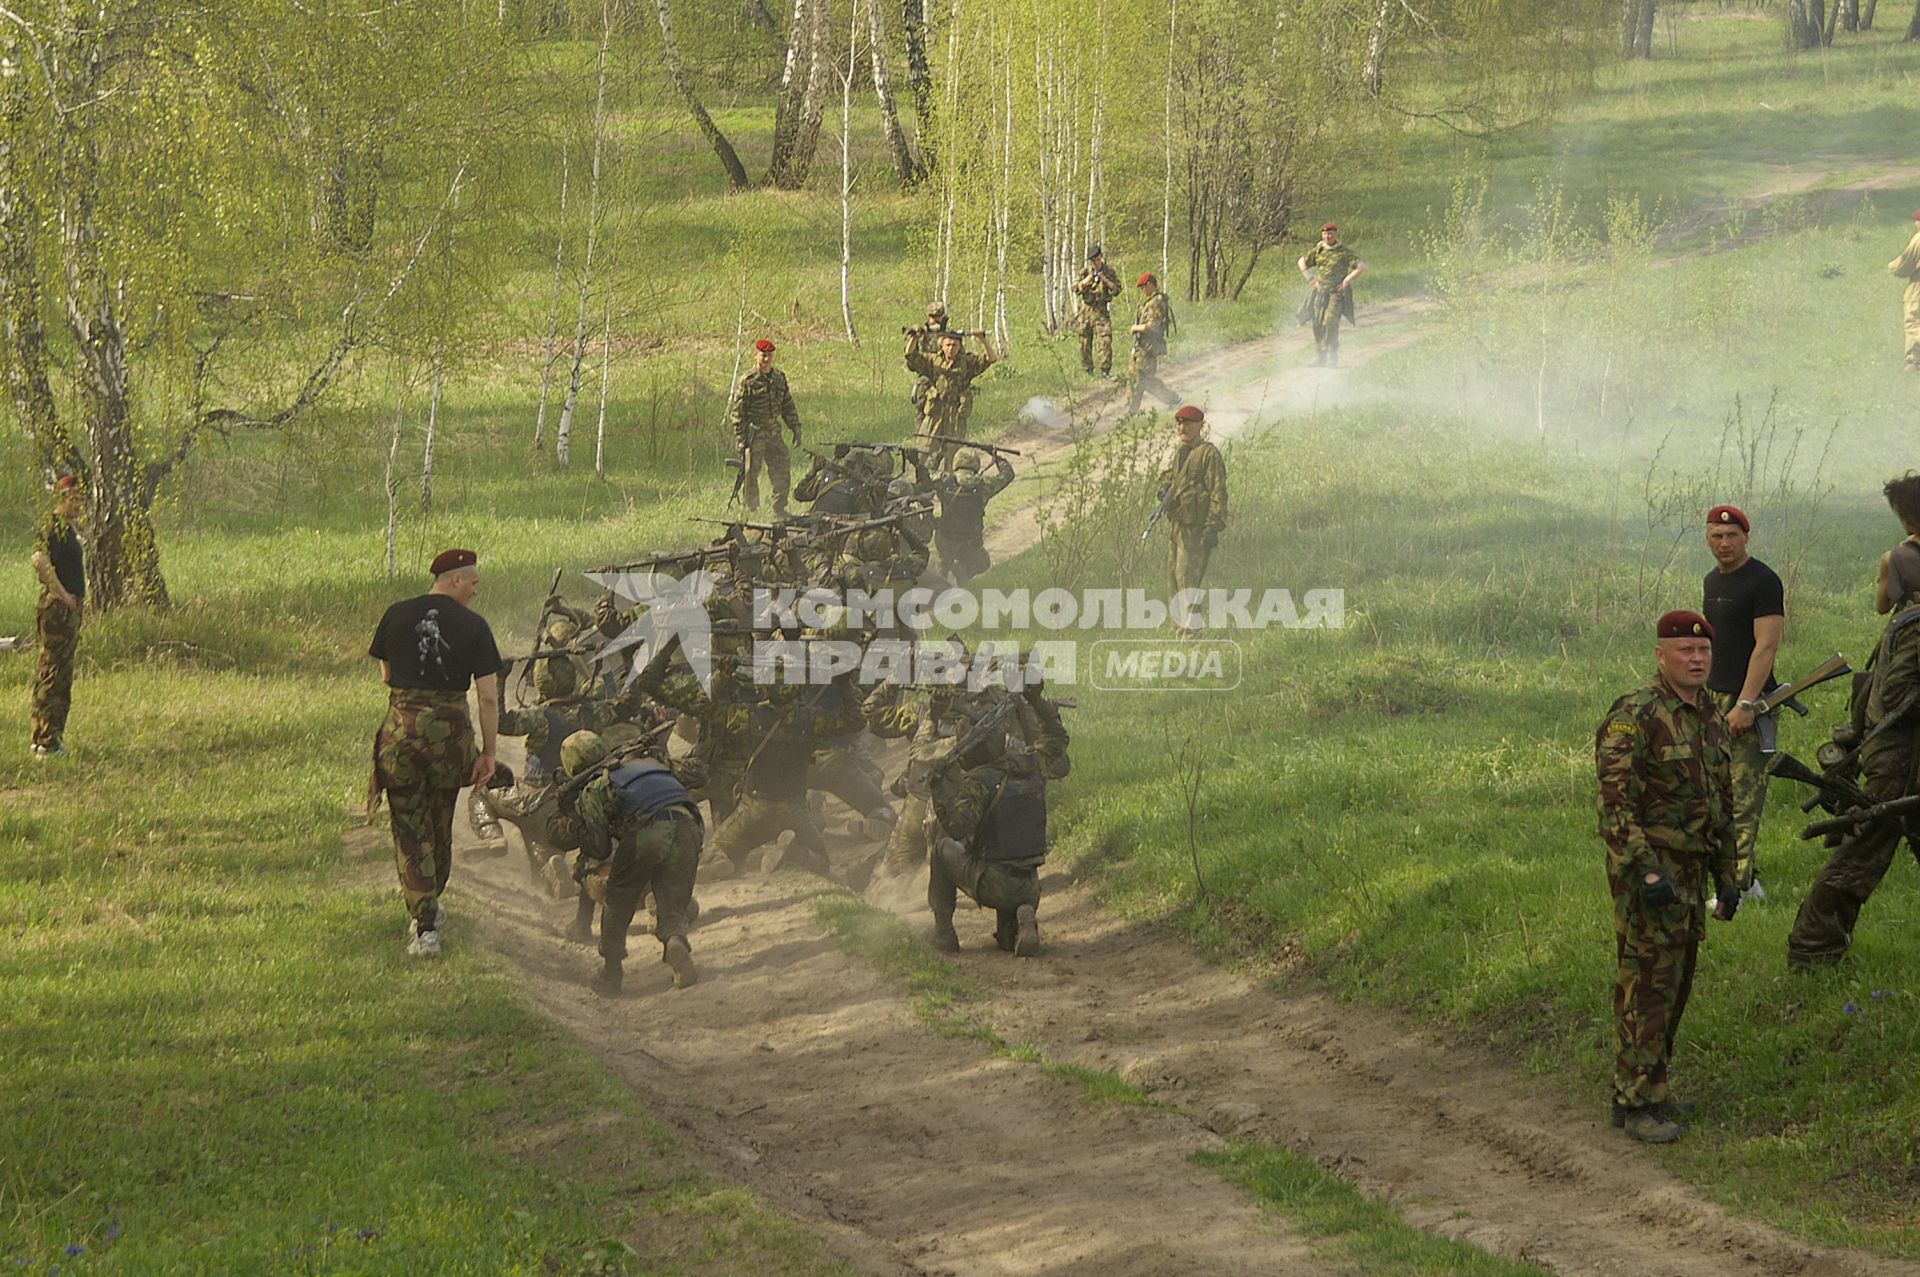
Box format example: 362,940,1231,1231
1018,396,1071,432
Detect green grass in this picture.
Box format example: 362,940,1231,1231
4,8,1920,1268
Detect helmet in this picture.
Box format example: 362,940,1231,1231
886,477,916,502
533,656,578,700
926,301,947,321
600,721,647,753
951,449,982,473
560,729,609,777
544,615,579,647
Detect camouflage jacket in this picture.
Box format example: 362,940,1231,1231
1133,292,1171,356
905,347,995,419
729,367,802,443
547,752,698,862
934,456,1015,540
1073,262,1123,313
1864,598,1920,737
1158,440,1228,530
1594,675,1737,903
1302,241,1359,290
931,697,1071,843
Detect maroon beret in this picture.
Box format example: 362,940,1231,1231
1321,221,1338,232
1657,610,1714,640
1173,405,1206,423
1706,504,1749,533
429,548,477,576
1135,272,1156,287
51,474,81,493
754,338,776,353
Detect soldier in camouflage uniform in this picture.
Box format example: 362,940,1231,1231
1159,406,1228,633
908,302,956,415
928,685,1070,956
1594,610,1741,1143
1789,474,1920,967
1072,244,1123,377
368,549,503,958
28,475,85,758
1296,223,1364,367
1126,272,1179,416
933,448,1015,586
728,338,803,519
904,327,999,467
864,678,968,879
794,446,889,517
547,729,703,995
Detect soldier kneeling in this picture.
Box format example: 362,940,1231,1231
551,729,704,995
927,688,1070,956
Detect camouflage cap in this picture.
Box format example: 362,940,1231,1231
560,729,609,777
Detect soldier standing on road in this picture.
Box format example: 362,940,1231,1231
1888,209,1920,374
1700,505,1783,902
368,548,503,958
729,338,803,520
1125,272,1180,416
1159,405,1228,634
908,302,956,415
1594,611,1741,1144
1073,244,1124,378
1297,222,1364,367
28,475,86,759
1788,473,1920,968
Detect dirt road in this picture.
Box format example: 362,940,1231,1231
458,313,1920,1276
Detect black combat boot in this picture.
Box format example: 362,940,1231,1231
930,913,960,954
565,895,596,945
591,956,623,996
1013,904,1041,958
662,936,698,989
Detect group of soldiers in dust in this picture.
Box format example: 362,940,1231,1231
368,239,1246,1000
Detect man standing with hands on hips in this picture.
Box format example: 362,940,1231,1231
1595,610,1741,1145
1701,504,1783,902
369,548,502,958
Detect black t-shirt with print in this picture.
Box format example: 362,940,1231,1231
1702,557,1783,696
369,593,503,692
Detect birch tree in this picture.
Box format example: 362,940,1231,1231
556,1,614,470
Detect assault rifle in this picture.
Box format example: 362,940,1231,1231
914,433,1024,458
1753,652,1852,719
1140,486,1173,543
553,720,678,804
1799,794,1920,841
589,545,733,576
726,444,749,507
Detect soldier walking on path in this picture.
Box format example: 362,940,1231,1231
1072,245,1123,377
28,475,86,759
729,338,803,519
368,548,502,958
1125,272,1180,415
1297,222,1364,367
1594,611,1741,1144
1788,473,1920,968
1159,406,1228,634
1888,209,1920,373
1700,504,1784,901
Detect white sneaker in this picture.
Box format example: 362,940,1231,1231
430,901,448,929
1743,877,1766,903
28,742,67,759
407,925,442,957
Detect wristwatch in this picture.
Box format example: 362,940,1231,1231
1736,699,1761,713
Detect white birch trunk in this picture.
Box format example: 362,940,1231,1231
938,0,962,302
421,356,442,514
534,146,568,450
1035,36,1055,332
993,52,1012,347
839,0,860,346
557,2,612,470
1161,0,1177,283
595,285,612,478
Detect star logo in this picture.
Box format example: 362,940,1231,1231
583,567,721,694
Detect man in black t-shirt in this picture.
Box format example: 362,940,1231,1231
28,476,86,758
1701,505,1784,899
368,548,502,957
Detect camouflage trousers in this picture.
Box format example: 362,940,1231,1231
1168,525,1214,628
709,792,827,870
372,689,476,927
599,806,703,962
29,590,81,748
810,743,888,819
1310,290,1343,359
1126,347,1179,415
1903,280,1920,370
921,402,973,469
1076,308,1114,375
1787,733,1918,967
934,530,991,586
883,792,933,875
742,433,792,518
1709,690,1769,889
930,840,1040,951
1609,860,1705,1109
